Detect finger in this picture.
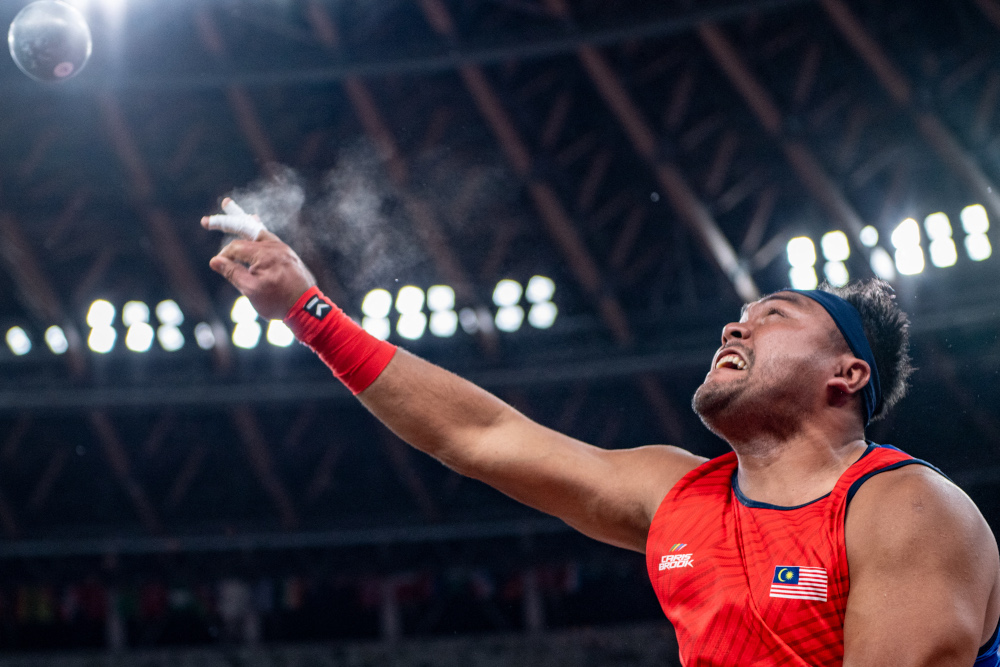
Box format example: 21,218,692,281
204,213,265,241
257,228,284,243
222,198,247,217
216,239,259,265
209,256,256,293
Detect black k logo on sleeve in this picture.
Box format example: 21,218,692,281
303,295,333,321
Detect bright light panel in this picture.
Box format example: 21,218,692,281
495,305,525,332
526,276,556,304
924,213,952,241
788,266,818,290
88,326,117,354
823,261,849,287
87,300,116,328
493,280,524,308
158,325,184,352
45,326,69,355
859,226,879,248
895,246,925,276
122,301,150,327
786,237,816,268
194,322,216,350
869,247,897,281
397,313,427,340
961,204,990,235
459,308,480,334
891,219,921,249
156,300,184,326
125,323,154,352
362,289,393,319
231,296,259,324
396,286,425,315
6,327,31,356
232,322,261,349
528,302,558,329
429,311,458,337
821,231,850,262
362,317,391,341
966,234,993,262
929,239,958,268
267,320,295,347
427,286,455,312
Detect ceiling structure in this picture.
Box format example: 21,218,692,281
0,0,997,554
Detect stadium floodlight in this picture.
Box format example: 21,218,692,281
122,301,150,327
869,247,897,281
231,296,259,324
823,261,850,288
232,322,261,349
859,226,879,248
427,286,456,312
429,311,458,337
87,300,116,328
156,300,184,326
194,322,216,350
158,325,184,352
966,234,993,262
88,326,116,354
397,313,427,340
929,239,958,269
495,305,525,332
6,327,31,356
362,317,391,341
788,266,818,290
786,237,816,269
923,213,952,241
267,320,295,347
493,280,523,308
396,286,425,315
528,302,558,329
526,276,556,304
891,218,921,249
961,204,990,235
459,308,479,334
45,326,69,355
125,322,154,353
362,289,393,319
894,246,925,276
821,231,850,263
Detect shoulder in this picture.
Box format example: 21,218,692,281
604,445,707,516
846,463,997,577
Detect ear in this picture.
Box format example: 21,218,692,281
826,357,871,408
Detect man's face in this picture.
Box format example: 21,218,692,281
692,292,845,441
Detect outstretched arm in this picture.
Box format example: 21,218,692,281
203,209,706,552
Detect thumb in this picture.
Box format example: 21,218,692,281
210,256,256,294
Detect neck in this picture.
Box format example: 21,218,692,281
730,419,868,507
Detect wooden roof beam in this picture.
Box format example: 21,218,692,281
229,408,299,530
824,0,1000,220
89,411,162,534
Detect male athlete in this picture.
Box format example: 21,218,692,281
204,201,999,666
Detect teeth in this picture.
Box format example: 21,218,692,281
715,354,747,370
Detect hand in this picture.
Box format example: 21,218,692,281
202,199,317,320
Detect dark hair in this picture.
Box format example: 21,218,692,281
820,279,913,421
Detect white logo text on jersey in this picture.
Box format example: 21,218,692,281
659,553,694,570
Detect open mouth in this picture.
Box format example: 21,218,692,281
714,352,747,371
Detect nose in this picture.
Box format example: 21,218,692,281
722,322,750,344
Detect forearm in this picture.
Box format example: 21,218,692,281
358,348,521,474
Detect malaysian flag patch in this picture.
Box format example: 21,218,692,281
769,566,828,602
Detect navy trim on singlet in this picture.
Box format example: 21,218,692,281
844,455,950,506
731,443,876,511
978,618,1000,662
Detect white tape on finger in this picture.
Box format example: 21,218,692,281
223,200,247,217
206,213,266,241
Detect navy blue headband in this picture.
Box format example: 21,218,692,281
787,289,882,426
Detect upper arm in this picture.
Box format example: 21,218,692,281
469,414,707,553
844,466,999,667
